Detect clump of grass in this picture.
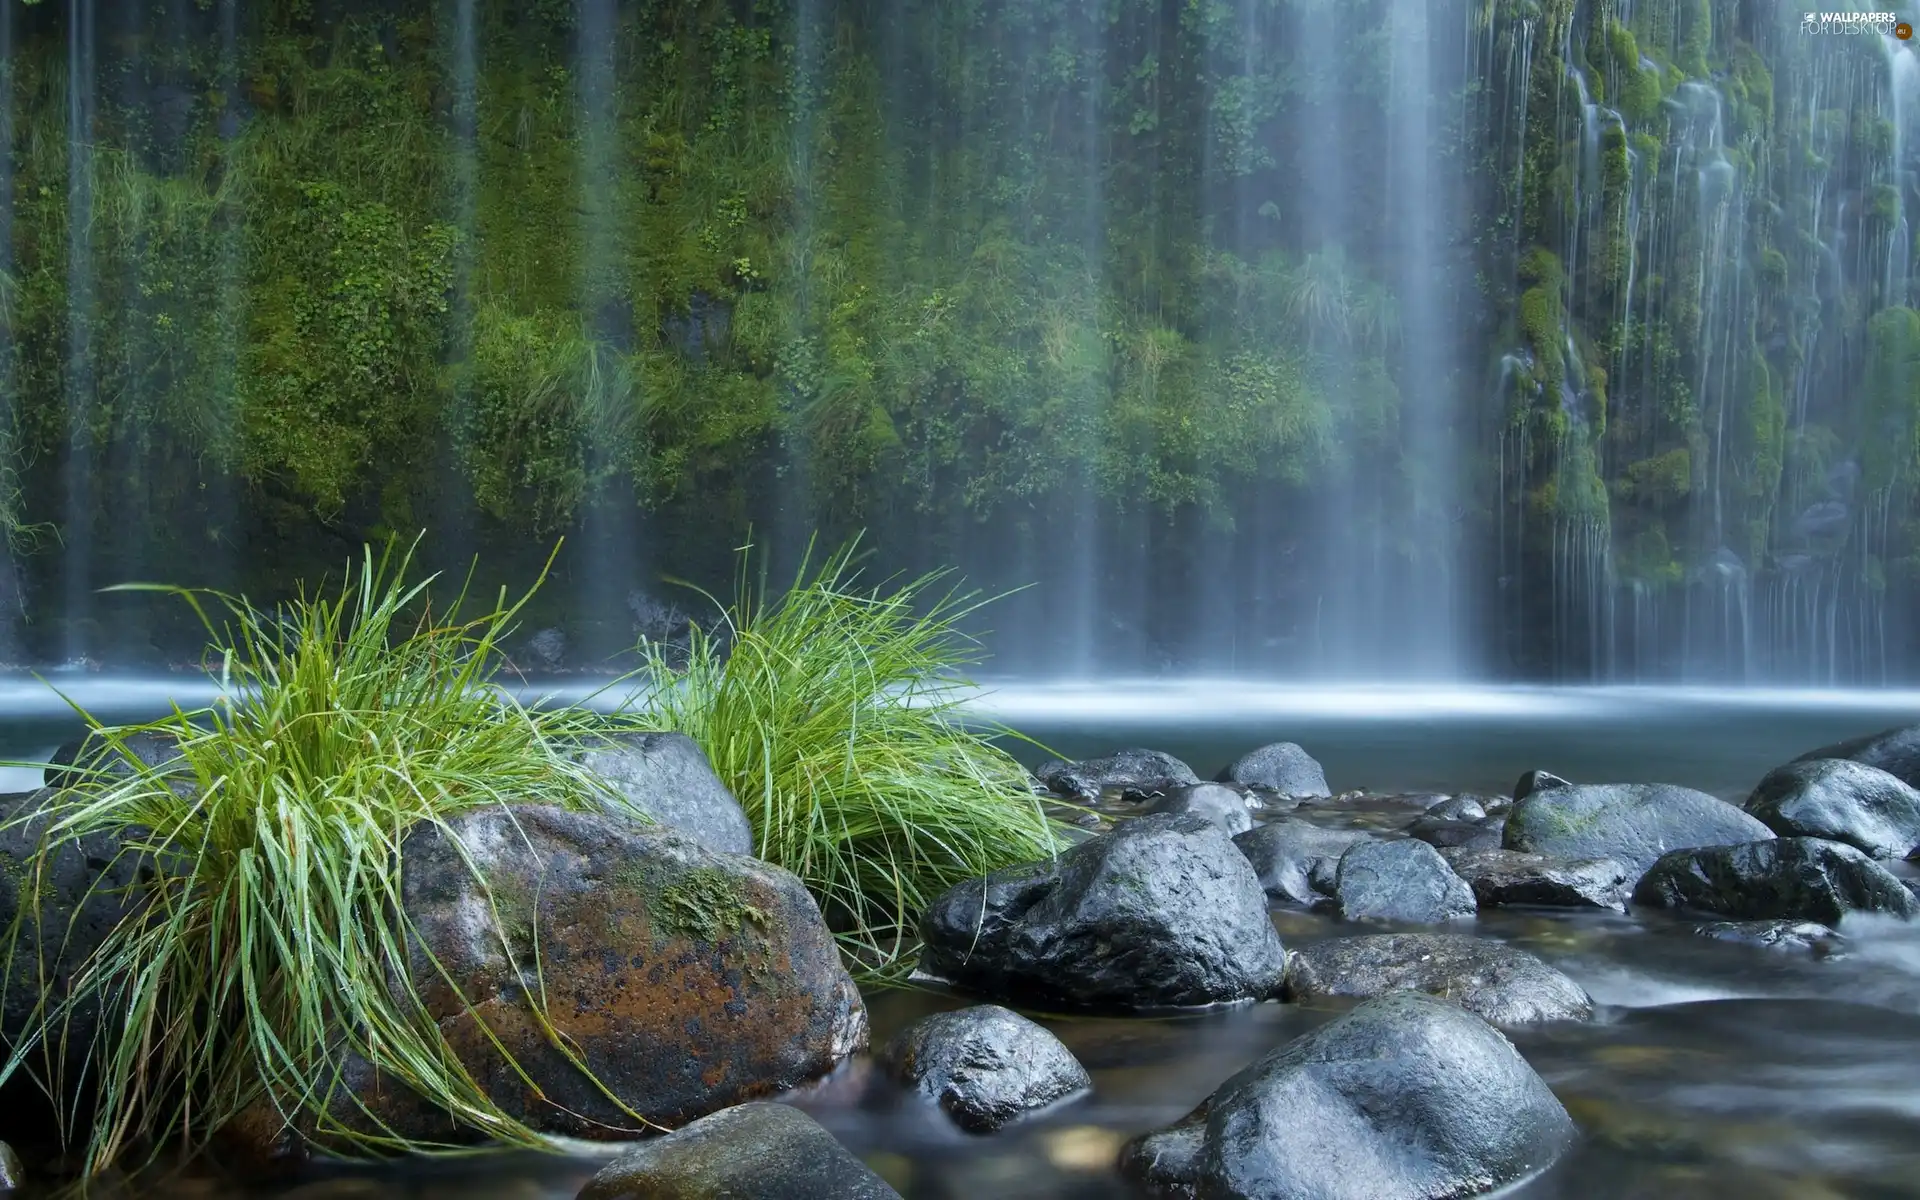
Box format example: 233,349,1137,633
0,541,649,1177
635,538,1064,978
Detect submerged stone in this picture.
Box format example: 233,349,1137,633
1692,919,1845,957
1505,782,1774,877
573,730,756,855
878,1004,1090,1133
1334,838,1477,924
1119,991,1577,1200
340,804,866,1141
1037,749,1200,803
1424,795,1488,822
919,813,1288,1010
1440,846,1632,911
577,1103,900,1200
1745,758,1920,859
1283,932,1595,1025
1632,837,1919,925
1215,742,1331,797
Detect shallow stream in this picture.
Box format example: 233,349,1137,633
5,677,1920,1199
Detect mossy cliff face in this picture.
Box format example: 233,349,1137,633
0,0,1913,676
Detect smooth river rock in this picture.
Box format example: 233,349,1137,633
1142,783,1254,836
1631,837,1920,924
339,804,867,1141
1793,724,1920,788
1692,919,1845,956
919,813,1289,1010
573,731,756,855
1232,820,1373,905
1744,758,1920,859
1334,838,1478,924
1119,990,1577,1200
878,1004,1090,1133
1282,933,1595,1025
1440,846,1632,911
1215,742,1332,797
1504,782,1775,877
577,1102,901,1200
1408,815,1504,851
1036,749,1201,803
1512,769,1572,802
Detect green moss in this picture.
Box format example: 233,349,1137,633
654,866,769,946
1520,283,1565,384
1622,450,1691,506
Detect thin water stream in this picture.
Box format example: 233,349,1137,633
2,678,1919,1198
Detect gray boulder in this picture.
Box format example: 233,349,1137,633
1632,837,1920,924
1142,783,1253,836
1440,847,1632,911
1692,919,1845,957
1408,815,1504,851
1232,821,1373,906
918,813,1288,1010
1745,758,1920,859
1282,933,1595,1025
1335,839,1477,924
878,1005,1090,1132
1424,795,1488,822
577,1102,900,1200
1119,991,1577,1200
1037,748,1200,803
1505,782,1774,877
1512,769,1571,802
1215,742,1331,797
574,731,756,855
1793,724,1920,788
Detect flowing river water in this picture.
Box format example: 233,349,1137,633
4,677,1920,1199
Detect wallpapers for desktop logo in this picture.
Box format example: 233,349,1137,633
1803,10,1912,37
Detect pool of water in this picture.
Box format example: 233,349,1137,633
4,676,1920,1199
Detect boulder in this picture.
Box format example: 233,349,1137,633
1744,758,1920,859
1282,933,1595,1025
1424,795,1487,823
1141,783,1253,836
1793,724,1920,788
1119,991,1577,1200
1037,749,1200,803
1439,847,1632,911
918,813,1288,1010
878,1005,1090,1133
577,1102,900,1200
1334,839,1477,924
1215,743,1331,798
1632,837,1920,925
1407,815,1503,851
1231,821,1373,906
0,1141,18,1191
43,729,187,792
573,731,756,856
1512,769,1571,802
340,804,866,1141
1504,782,1774,877
1692,919,1844,957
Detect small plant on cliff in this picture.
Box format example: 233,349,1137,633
0,541,646,1177
635,538,1063,979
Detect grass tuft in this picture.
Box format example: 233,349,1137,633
634,537,1064,980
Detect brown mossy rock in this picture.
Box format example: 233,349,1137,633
339,804,867,1142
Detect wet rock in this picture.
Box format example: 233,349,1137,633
919,813,1288,1010
1334,838,1477,924
577,1102,900,1200
1214,742,1331,797
1407,815,1503,851
1631,837,1920,924
1119,991,1576,1200
1141,783,1253,836
1231,820,1373,906
43,729,186,792
1512,769,1571,802
1424,795,1487,822
1440,846,1632,911
1037,749,1200,803
520,626,568,672
1793,724,1920,789
878,1005,1090,1133
1745,758,1920,859
1692,919,1845,957
1505,782,1775,877
572,731,755,856
0,1141,20,1191
1282,933,1595,1025
343,805,866,1141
